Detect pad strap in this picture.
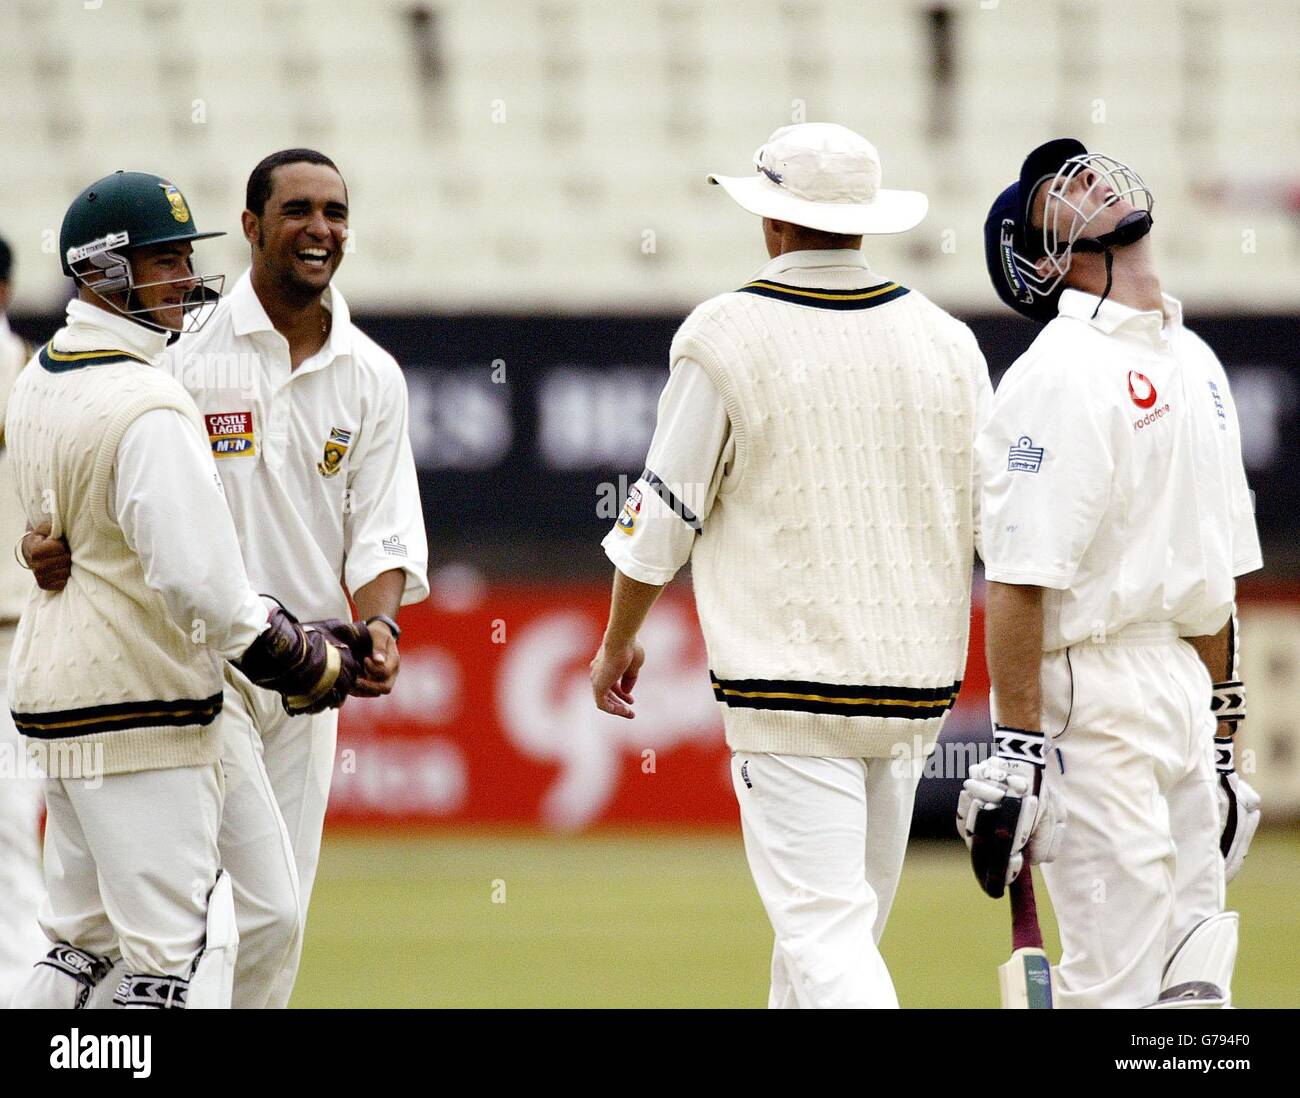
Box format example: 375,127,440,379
38,945,111,988
114,972,189,1009
37,944,113,1009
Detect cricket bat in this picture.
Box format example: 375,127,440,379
998,869,1054,1009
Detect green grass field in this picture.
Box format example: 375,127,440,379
292,827,1300,1008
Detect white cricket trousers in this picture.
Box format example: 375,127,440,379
0,625,47,1007
217,672,302,1009
1037,623,1224,1008
730,752,920,1009
70,668,338,1011
15,762,223,996
222,666,338,1009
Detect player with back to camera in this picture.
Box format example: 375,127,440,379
590,123,993,1008
4,171,372,1009
24,149,430,1008
960,138,1263,1008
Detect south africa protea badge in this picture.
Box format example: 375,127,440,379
317,426,353,478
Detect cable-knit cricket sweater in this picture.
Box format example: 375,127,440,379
4,304,227,777
670,254,991,758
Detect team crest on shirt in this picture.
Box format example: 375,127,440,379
616,485,643,535
1007,436,1044,473
317,426,353,478
206,412,255,458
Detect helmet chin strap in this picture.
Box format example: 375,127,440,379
1070,210,1154,318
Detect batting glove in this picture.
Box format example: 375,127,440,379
957,726,1066,898
1215,735,1261,884
1211,679,1260,883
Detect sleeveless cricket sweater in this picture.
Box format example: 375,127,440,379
5,339,224,777
671,269,983,758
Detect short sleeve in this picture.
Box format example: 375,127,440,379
602,357,731,585
970,341,995,563
977,360,1115,589
342,359,431,606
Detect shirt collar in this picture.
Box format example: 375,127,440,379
60,298,171,362
754,249,872,280
1057,288,1184,345
228,267,354,362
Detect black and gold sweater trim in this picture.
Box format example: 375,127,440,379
710,674,960,719
13,692,224,739
735,280,910,311
38,344,152,374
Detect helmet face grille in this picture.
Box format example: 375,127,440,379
1034,154,1154,292
72,252,225,335
60,172,227,333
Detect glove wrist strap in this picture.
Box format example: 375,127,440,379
993,724,1046,769
1211,680,1245,734
1214,736,1235,775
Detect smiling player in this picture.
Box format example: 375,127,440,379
6,171,370,1009
166,149,430,1006
24,151,430,1008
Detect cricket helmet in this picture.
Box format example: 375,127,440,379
60,170,226,333
984,138,1154,324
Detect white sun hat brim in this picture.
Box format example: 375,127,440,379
706,172,928,235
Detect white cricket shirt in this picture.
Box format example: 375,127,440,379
978,289,1263,651
600,357,732,584
169,271,430,622
109,408,269,660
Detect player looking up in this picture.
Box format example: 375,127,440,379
961,138,1263,1008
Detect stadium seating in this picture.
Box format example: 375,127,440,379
1,0,1296,313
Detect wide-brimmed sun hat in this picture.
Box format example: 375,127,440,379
707,122,928,235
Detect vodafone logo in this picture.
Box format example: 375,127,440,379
1128,371,1157,409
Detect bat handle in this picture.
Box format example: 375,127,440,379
1010,869,1045,951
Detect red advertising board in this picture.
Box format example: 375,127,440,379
330,583,992,828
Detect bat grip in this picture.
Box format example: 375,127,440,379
1010,870,1045,951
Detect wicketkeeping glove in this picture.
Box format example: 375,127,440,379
234,602,373,715
1212,678,1261,882
956,725,1067,898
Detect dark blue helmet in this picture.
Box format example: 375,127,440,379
985,137,1153,325
984,138,1089,324
984,181,1062,324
